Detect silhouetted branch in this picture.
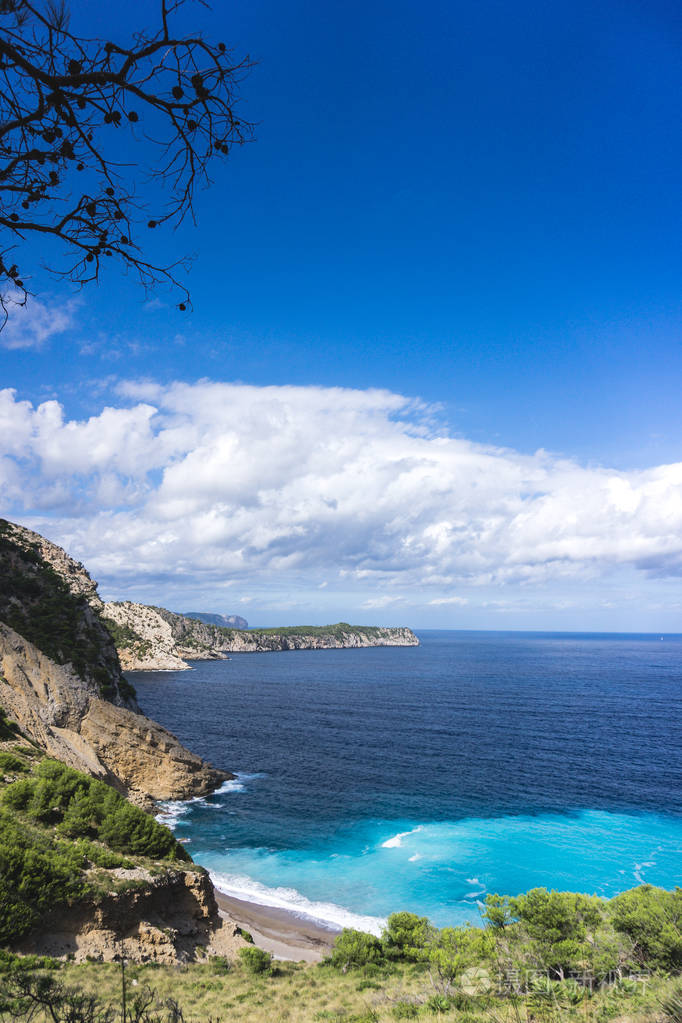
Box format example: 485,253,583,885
0,0,254,325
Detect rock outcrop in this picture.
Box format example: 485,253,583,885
0,520,229,805
102,601,190,672
17,865,246,964
103,602,420,671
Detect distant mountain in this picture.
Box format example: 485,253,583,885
183,611,249,629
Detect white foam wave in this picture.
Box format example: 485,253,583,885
155,795,207,829
210,871,386,937
633,859,655,884
381,825,423,848
466,877,480,885
408,853,422,862
215,779,246,794
215,771,266,795
156,772,264,829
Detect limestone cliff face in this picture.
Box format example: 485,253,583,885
0,520,229,804
17,865,245,964
102,601,190,671
0,518,133,707
0,623,228,806
103,602,420,671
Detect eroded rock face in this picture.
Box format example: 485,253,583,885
2,519,103,608
0,622,229,805
0,519,133,707
102,601,189,671
0,521,230,804
17,866,246,964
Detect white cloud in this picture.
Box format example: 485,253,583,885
361,596,406,610
0,291,79,350
2,381,682,612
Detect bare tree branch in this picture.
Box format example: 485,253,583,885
0,0,254,327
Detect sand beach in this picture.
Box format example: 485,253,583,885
215,889,340,963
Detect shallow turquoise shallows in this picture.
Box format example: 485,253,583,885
130,630,682,933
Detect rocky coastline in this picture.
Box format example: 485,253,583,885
0,517,418,965
103,601,419,671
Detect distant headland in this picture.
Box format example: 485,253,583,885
103,601,419,671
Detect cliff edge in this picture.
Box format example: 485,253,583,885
0,520,229,806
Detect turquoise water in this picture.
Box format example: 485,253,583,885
131,631,682,933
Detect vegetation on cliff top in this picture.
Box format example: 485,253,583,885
248,623,397,639
158,609,407,644
1,891,682,1022
0,742,190,947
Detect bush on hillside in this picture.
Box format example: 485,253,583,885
0,809,87,945
610,885,682,971
0,752,28,774
0,709,22,741
239,946,272,974
2,759,189,862
329,929,385,970
382,911,435,961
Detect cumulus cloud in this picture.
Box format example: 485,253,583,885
0,292,79,350
1,381,682,605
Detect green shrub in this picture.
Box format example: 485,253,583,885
391,1001,419,1019
426,993,453,1013
610,885,682,971
0,752,27,774
239,946,272,974
661,986,682,1023
2,779,33,810
382,911,434,961
98,797,185,860
509,887,603,944
0,709,21,740
3,759,188,862
329,929,385,970
72,839,133,870
508,888,604,977
0,809,87,945
482,893,513,929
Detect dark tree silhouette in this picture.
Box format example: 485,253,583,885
0,0,254,324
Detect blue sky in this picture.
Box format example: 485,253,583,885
2,0,682,629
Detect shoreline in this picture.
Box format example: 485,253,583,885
214,889,340,963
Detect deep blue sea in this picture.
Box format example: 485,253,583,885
129,630,682,933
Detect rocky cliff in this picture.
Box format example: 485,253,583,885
0,520,229,805
103,602,419,671
0,737,244,965
17,864,245,964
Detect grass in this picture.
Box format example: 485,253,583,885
47,957,673,1023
